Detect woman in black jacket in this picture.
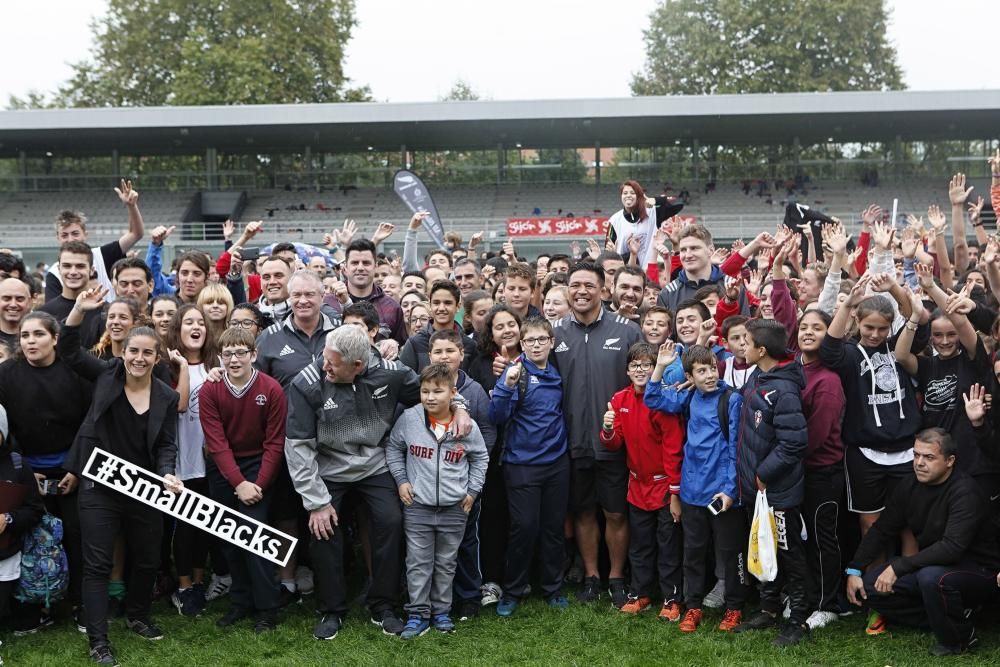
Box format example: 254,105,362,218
60,287,182,667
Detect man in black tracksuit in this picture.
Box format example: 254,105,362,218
846,428,1000,657
731,319,809,646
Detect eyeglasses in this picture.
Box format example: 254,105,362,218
522,336,552,346
628,361,654,371
219,349,251,361
230,319,257,329
410,316,430,325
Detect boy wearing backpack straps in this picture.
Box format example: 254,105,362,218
599,343,685,621
645,343,748,635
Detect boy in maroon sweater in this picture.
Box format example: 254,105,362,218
200,327,288,633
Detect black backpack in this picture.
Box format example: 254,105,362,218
681,387,735,442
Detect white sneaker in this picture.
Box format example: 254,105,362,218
295,566,315,596
806,610,838,629
204,574,232,602
702,580,725,609
480,582,502,606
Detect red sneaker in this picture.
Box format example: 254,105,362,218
718,609,743,632
679,608,702,633
658,601,683,622
619,596,651,614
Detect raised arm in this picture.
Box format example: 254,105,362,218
402,212,427,273
928,205,954,290
817,222,849,315
60,286,115,381
948,173,974,272
892,285,924,378
828,274,871,340
113,179,144,253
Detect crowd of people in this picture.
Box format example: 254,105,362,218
0,158,999,664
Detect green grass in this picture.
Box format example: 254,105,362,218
7,595,1000,666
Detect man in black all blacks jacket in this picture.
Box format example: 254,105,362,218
731,319,809,647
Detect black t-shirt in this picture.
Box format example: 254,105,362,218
108,392,151,469
0,330,17,352
38,296,103,348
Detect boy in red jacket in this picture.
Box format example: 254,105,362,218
600,342,685,620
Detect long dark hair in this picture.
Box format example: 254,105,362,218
478,304,522,358
620,180,648,222
92,297,147,357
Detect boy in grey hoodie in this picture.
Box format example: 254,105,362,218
387,363,488,639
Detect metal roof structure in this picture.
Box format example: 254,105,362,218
1,89,998,157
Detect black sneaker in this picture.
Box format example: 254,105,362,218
456,599,481,621
608,578,629,609
254,610,278,634
13,613,54,636
278,586,302,608
772,622,810,647
733,611,778,633
314,614,342,640
216,606,253,628
575,576,601,603
89,643,120,667
125,617,164,641
371,609,405,636
929,628,979,656
191,583,208,612
171,588,202,617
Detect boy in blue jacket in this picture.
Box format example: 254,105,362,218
645,342,747,635
731,319,809,647
489,317,570,616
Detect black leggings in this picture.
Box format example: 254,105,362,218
172,477,210,579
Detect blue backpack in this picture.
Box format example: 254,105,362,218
11,455,69,607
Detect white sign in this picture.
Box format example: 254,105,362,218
82,448,297,567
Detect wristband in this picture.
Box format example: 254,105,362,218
905,323,918,332
845,567,862,577
972,221,984,228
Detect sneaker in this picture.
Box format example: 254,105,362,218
254,611,278,634
658,600,683,622
125,617,164,641
806,610,838,630
13,613,54,636
171,588,202,617
772,622,810,647
313,614,341,640
929,629,978,656
456,599,481,621
576,576,601,603
620,595,652,614
717,609,743,632
400,615,430,640
702,579,725,609
865,611,887,636
608,578,629,609
216,606,253,628
547,595,569,610
295,566,315,596
496,597,519,617
74,607,87,634
204,573,232,602
191,583,208,611
733,611,778,633
432,613,455,633
278,585,302,608
480,582,502,606
371,610,405,636
88,643,120,667
678,608,703,633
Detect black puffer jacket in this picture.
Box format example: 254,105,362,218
736,360,808,509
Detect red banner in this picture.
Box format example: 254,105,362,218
506,217,609,237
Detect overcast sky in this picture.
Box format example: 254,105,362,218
1,0,996,104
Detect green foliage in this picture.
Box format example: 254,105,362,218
632,0,904,96
49,0,369,108
442,80,482,102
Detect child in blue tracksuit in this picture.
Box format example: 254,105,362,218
488,317,569,616
645,342,749,634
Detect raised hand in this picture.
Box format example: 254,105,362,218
627,234,642,258
504,360,523,388
663,218,681,247
945,283,975,315
869,272,894,294
985,238,1000,266
724,275,741,301
151,225,176,246
114,179,139,207
656,340,678,368
167,348,187,367
493,343,515,378
469,231,484,248
222,219,235,241
906,287,925,321
872,220,895,252
602,402,616,432
948,173,973,206
861,204,882,227
968,196,985,227
745,268,765,297
821,222,849,256
730,238,746,255
408,210,430,231
243,220,263,241
336,219,358,246
963,383,988,425
570,240,581,258
710,247,730,265
696,319,716,346
900,228,919,260
586,238,601,259
502,240,516,259
846,274,872,307
372,222,395,246
914,262,935,290
75,286,109,311
927,205,947,233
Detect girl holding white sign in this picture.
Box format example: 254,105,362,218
61,286,182,667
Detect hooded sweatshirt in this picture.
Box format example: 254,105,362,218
386,404,488,508
489,356,568,466
819,332,921,453
799,359,846,468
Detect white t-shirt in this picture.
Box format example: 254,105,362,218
176,363,208,481
607,206,658,267
0,551,20,582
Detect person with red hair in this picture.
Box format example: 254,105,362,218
605,181,684,278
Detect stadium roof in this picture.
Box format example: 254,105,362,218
1,89,998,157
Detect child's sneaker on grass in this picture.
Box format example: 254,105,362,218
772,622,809,647
658,600,683,622
204,573,231,601
432,613,455,633
547,595,569,610
608,578,629,609
88,642,119,666
678,608,702,633
480,582,502,606
733,610,778,633
806,610,838,629
620,595,652,614
400,615,430,640
496,597,519,617
717,609,743,632
576,576,601,603
702,580,725,608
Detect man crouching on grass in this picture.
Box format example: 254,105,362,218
200,327,287,633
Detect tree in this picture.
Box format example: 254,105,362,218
631,0,904,96
50,0,369,107
441,79,481,102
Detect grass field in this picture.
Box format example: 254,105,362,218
6,592,1000,666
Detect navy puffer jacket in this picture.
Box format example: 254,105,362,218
736,360,808,509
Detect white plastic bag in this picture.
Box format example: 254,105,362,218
747,490,778,582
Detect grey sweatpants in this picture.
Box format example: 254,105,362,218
403,502,468,618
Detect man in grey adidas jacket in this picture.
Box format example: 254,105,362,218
284,325,472,640
553,261,641,608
